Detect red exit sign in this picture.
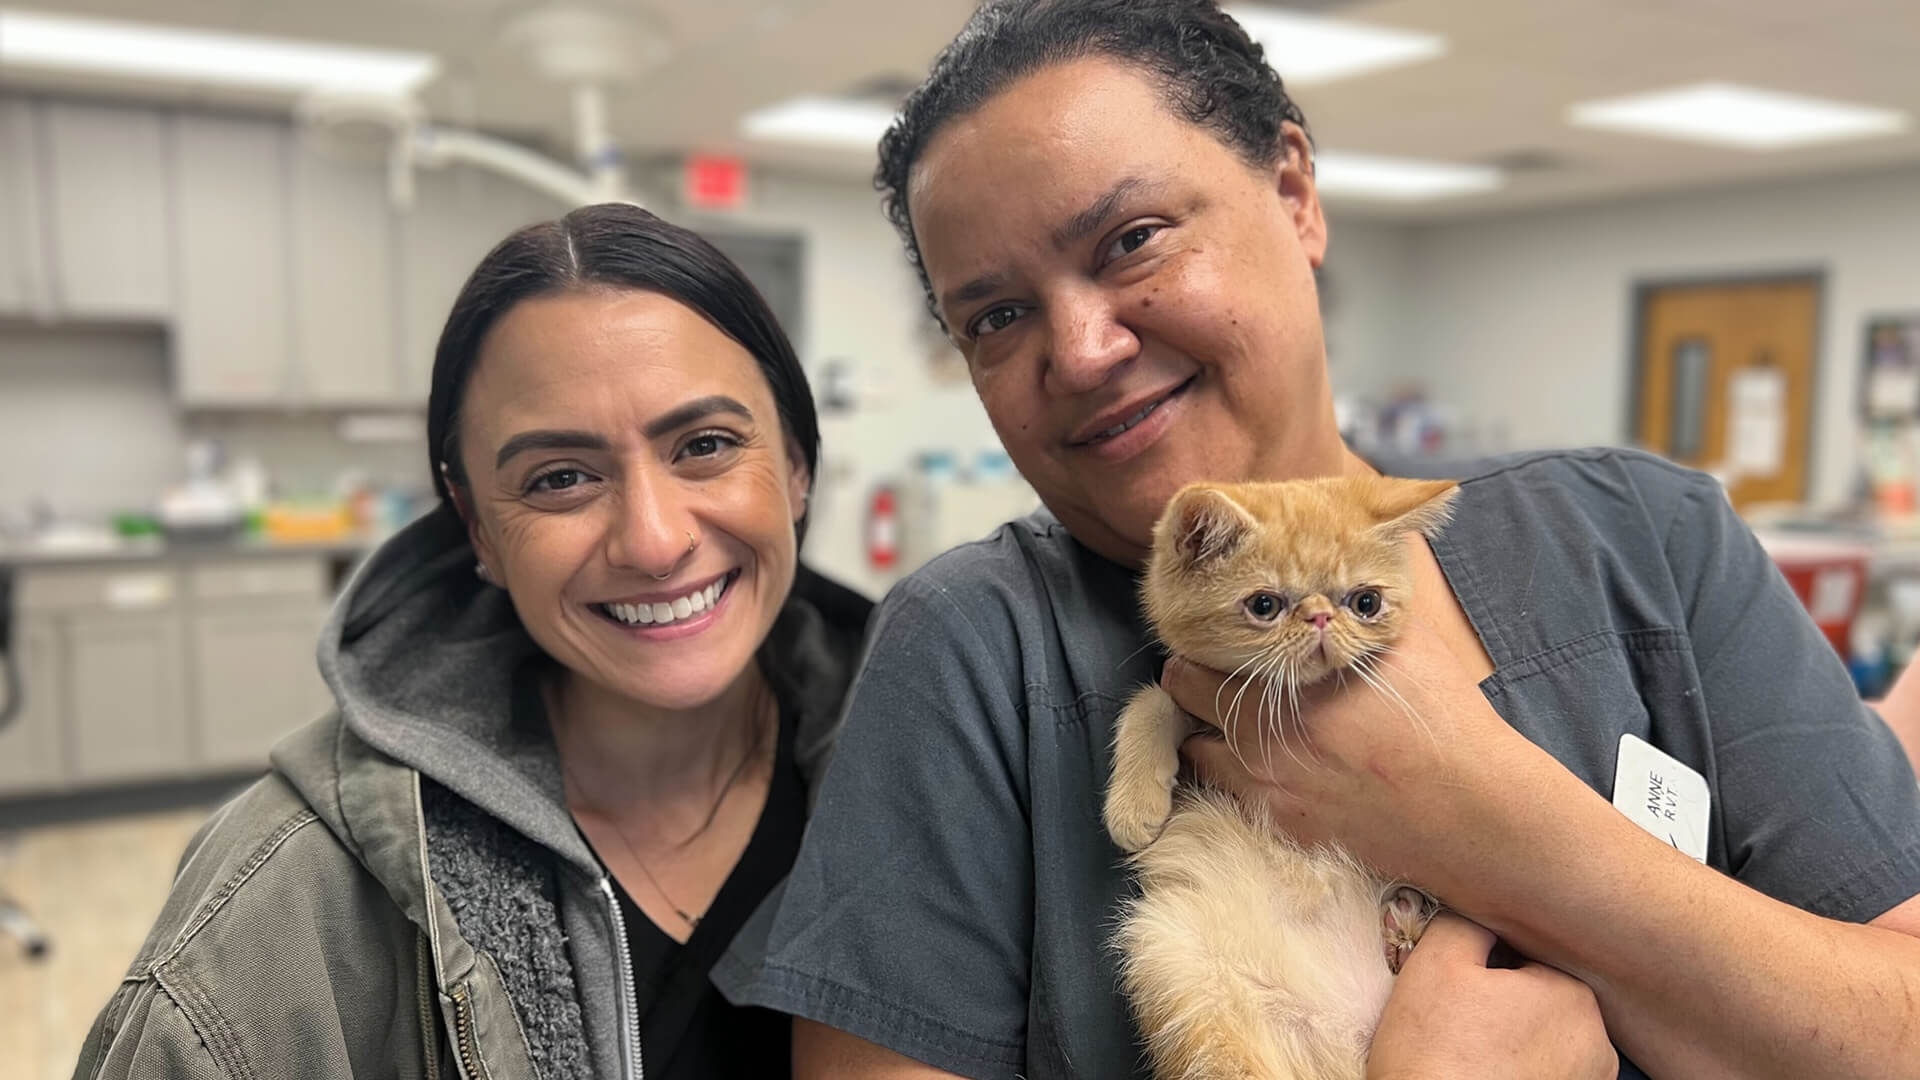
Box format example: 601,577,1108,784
684,154,748,211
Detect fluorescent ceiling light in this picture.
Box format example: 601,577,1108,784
0,9,438,96
1313,151,1502,201
742,96,896,149
1569,82,1908,150
1224,5,1444,87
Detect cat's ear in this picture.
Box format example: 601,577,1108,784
1161,485,1258,566
1364,477,1459,540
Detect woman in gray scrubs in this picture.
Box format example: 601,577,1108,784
719,2,1920,1077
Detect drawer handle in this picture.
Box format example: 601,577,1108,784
105,576,174,610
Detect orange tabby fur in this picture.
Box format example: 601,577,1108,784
1104,475,1457,1080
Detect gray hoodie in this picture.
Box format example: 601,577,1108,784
71,505,871,1080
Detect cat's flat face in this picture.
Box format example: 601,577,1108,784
1142,475,1457,689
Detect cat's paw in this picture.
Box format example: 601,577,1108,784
1103,780,1174,853
1382,886,1439,974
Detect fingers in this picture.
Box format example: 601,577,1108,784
1179,731,1244,786
1161,656,1232,732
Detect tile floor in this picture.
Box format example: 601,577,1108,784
0,807,210,1080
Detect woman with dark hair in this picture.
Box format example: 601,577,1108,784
74,203,871,1080
724,1,1920,1078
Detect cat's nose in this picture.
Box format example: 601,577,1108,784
1309,613,1332,630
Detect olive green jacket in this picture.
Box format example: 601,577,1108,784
72,506,871,1079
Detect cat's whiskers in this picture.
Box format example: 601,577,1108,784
1242,647,1286,781
1248,649,1285,780
1262,653,1322,779
1282,656,1326,769
1217,651,1269,774
1350,653,1436,748
1115,638,1165,674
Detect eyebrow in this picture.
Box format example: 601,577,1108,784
1052,176,1151,251
937,176,1159,320
641,394,754,439
941,271,1011,315
495,430,610,470
492,396,754,469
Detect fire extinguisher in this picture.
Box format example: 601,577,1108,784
867,486,899,570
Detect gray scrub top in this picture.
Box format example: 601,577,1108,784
717,448,1920,1079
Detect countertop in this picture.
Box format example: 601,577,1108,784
0,532,386,568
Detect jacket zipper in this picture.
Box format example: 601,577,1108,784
600,876,645,1080
449,982,487,1080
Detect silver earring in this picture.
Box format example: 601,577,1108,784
475,561,491,583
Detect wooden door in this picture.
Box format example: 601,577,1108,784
1635,278,1819,509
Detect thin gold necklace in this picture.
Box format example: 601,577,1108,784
556,683,775,931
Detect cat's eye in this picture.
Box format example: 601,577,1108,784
1346,588,1384,619
1244,592,1286,622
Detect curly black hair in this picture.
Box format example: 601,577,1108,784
875,0,1312,323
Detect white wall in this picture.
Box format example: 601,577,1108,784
1395,164,1920,505
1322,216,1418,402
0,325,182,522
682,171,1005,597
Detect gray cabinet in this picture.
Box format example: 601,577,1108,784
0,554,332,797
190,603,331,769
290,139,400,403
41,101,173,319
66,611,192,783
398,166,564,401
0,98,51,317
187,557,331,770
170,113,294,405
0,618,66,796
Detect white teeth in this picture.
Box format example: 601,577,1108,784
1094,398,1163,442
601,575,731,627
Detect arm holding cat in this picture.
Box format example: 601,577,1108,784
793,915,1619,1080
1168,473,1920,1079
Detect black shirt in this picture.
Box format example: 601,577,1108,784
593,708,805,1078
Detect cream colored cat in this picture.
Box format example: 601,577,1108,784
1104,475,1458,1080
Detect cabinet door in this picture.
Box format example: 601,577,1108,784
290,138,399,403
0,617,69,796
42,101,173,318
171,114,293,406
66,612,192,783
190,602,331,770
398,167,564,401
0,98,52,317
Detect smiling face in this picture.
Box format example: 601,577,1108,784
907,57,1346,566
452,288,809,712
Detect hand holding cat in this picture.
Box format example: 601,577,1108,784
1165,611,1579,893
1365,913,1616,1080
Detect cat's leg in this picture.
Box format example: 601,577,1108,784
1380,885,1441,974
1121,792,1381,1080
1103,685,1193,852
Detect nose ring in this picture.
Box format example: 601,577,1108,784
649,531,696,580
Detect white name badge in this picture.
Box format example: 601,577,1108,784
1612,734,1710,863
